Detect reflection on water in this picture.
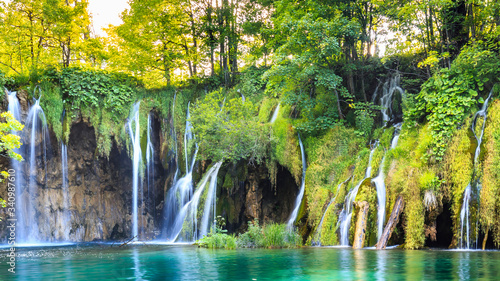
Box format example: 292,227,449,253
375,249,386,281
1,245,500,280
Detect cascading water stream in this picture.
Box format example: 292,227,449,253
287,134,307,229
373,123,402,240
164,104,199,241
270,103,280,123
59,109,71,241
61,142,70,241
373,74,405,123
338,141,377,246
391,123,403,149
372,155,386,241
6,90,26,243
459,90,493,249
23,88,51,243
171,161,223,242
127,101,142,240
312,176,351,246
146,113,155,227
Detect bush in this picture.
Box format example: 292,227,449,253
407,45,500,160
195,216,237,249
237,220,265,248
195,232,237,249
190,89,275,164
237,220,302,248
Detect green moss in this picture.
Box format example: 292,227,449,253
272,114,302,183
380,126,395,149
404,172,425,249
258,98,278,123
354,179,378,245
319,203,338,245
481,99,500,247
444,118,473,242
384,123,440,249
302,126,365,230
38,81,63,141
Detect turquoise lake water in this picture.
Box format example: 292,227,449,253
1,244,499,280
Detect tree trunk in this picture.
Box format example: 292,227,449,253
353,201,370,249
376,195,404,250
482,227,489,250
335,89,344,120
206,5,215,76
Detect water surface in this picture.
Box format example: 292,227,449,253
1,245,499,280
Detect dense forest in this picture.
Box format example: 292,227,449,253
1,0,500,250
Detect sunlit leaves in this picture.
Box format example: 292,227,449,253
0,111,23,162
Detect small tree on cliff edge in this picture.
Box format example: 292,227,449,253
0,111,23,219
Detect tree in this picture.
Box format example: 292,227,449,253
110,0,195,86
0,0,92,76
264,11,358,133
0,111,24,217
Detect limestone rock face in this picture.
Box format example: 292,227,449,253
217,162,299,233
0,106,299,242
0,118,166,242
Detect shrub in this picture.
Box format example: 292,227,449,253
408,46,500,160
195,216,237,249
237,220,302,248
237,220,264,248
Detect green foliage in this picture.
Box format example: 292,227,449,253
0,111,24,162
351,102,380,137
38,67,146,157
54,67,139,119
264,13,357,135
237,220,265,248
418,170,442,192
195,216,237,249
408,46,500,160
0,0,94,76
0,110,23,220
237,220,301,249
190,89,274,164
38,81,63,140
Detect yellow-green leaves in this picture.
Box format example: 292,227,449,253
0,111,23,163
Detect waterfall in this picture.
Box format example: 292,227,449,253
312,177,351,246
61,142,70,241
171,161,223,242
6,90,26,243
238,89,245,102
59,109,71,241
287,134,307,229
146,113,155,227
373,123,402,240
372,155,386,241
127,101,142,240
459,90,493,249
164,104,199,241
22,89,51,243
374,74,405,123
270,103,280,123
460,184,472,249
391,123,403,149
338,142,377,246
472,92,492,164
